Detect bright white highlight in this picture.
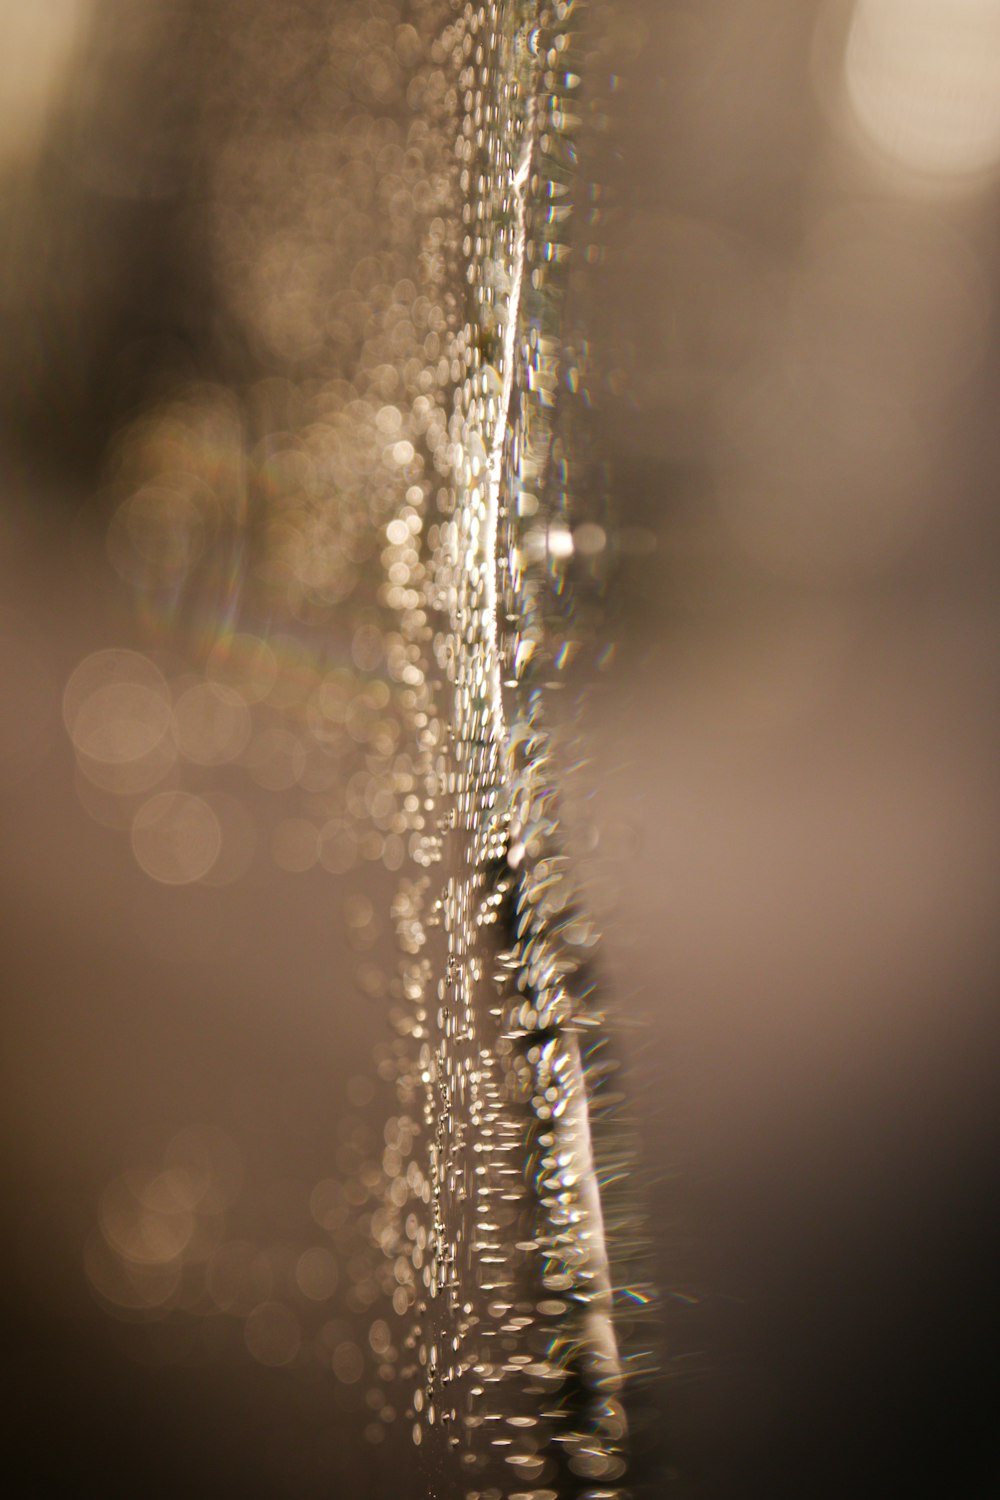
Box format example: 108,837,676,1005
846,0,1000,180
484,110,536,748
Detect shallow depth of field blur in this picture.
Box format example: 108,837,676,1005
2,3,1000,1497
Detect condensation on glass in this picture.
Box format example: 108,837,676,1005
71,3,649,1495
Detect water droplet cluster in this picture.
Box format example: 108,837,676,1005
371,4,635,1493
78,0,647,1490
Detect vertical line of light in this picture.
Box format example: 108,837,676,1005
484,102,535,750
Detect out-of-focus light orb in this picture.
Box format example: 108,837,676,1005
84,1228,182,1313
331,1340,365,1385
131,789,221,885
107,485,206,590
846,0,1000,181
295,1246,340,1302
172,681,251,766
64,650,171,760
66,649,179,795
98,1172,195,1269
244,1300,301,1367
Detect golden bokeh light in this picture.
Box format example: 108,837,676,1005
295,1246,340,1302
845,0,1000,183
172,681,252,766
244,1301,301,1367
130,790,222,886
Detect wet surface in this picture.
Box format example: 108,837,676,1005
4,3,1000,1497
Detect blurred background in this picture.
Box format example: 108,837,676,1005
2,1,1000,1496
